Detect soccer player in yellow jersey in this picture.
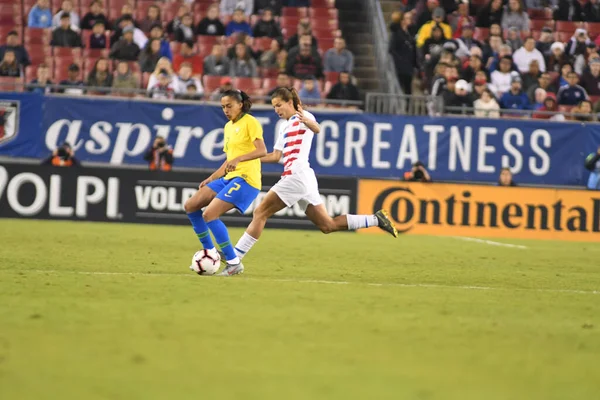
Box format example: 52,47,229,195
184,90,266,275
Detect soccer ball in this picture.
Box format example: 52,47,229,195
190,249,221,275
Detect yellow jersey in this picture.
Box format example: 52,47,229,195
223,113,264,189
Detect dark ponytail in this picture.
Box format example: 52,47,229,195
221,89,252,113
271,87,302,111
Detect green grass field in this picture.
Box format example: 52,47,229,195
0,219,599,400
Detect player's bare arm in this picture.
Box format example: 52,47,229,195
260,149,283,164
224,139,267,173
200,160,227,188
296,112,320,133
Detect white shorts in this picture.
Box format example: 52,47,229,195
270,168,323,212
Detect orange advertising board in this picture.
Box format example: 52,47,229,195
358,180,600,242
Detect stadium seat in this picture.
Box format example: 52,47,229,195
310,0,335,8
282,7,307,18
262,77,277,91
557,31,572,42
203,75,222,93
261,67,279,79
197,35,221,52
233,77,261,94
529,19,551,31
282,25,297,39
317,38,335,54
528,8,552,20
311,18,339,30
313,27,335,40
25,66,37,83
586,22,600,39
53,63,84,81
556,21,583,32
24,28,52,45
0,25,22,40
193,2,213,15
83,48,110,58
473,27,489,41
253,37,272,52
308,8,337,19
324,71,339,84
0,76,23,92
589,95,600,105
53,47,82,57
26,44,52,64
280,16,300,29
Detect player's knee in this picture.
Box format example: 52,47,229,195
202,209,217,223
252,206,269,222
184,198,197,213
318,221,335,234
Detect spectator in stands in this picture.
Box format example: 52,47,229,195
173,40,203,76
197,4,226,36
43,142,79,167
114,3,137,27
29,64,53,94
89,21,107,49
572,99,595,121
267,72,290,96
554,0,584,21
557,71,589,105
204,44,231,76
253,8,282,38
483,35,504,69
210,76,234,101
491,56,516,97
51,14,83,48
431,64,458,98
584,0,600,22
533,87,547,109
86,57,112,89
80,0,109,31
403,161,432,182
53,0,80,31
226,7,253,37
139,5,161,34
557,63,572,87
547,42,567,73
255,0,282,15
389,10,417,95
474,88,501,118
513,37,546,74
179,84,202,101
221,0,254,17
286,19,318,51
416,8,452,48
505,27,523,52
166,4,190,36
324,38,354,73
109,26,140,61
58,64,85,95
501,0,529,33
327,71,360,104
286,34,323,79
472,71,491,97
498,168,516,186
111,16,147,50
500,75,530,112
533,93,565,119
112,60,139,92
454,24,482,59
462,55,484,83
444,79,475,114
148,24,173,61
28,0,53,28
476,0,504,28
584,146,600,189
0,31,30,68
451,2,475,39
174,14,196,44
144,136,173,171
521,60,542,92
259,38,284,69
0,51,21,78
139,39,162,73
148,69,175,100
488,44,514,73
581,58,600,95
173,63,204,99
230,43,258,77
417,0,440,28
536,27,554,60
298,77,321,106
147,57,174,88
420,25,446,65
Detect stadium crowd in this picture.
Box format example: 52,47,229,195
388,0,600,120
0,0,361,106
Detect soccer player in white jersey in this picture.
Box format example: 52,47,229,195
218,87,398,276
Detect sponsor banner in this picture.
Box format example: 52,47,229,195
0,162,356,229
0,93,44,157
358,179,600,242
0,94,599,185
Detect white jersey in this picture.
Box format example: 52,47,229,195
273,111,317,177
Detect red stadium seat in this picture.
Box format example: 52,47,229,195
53,47,82,57
0,76,23,92
586,22,600,39
0,25,22,40
310,0,335,7
193,2,213,15
262,77,277,91
308,8,337,19
528,8,552,20
280,16,300,29
203,75,222,92
556,20,583,32
282,25,297,39
529,19,551,31
253,36,272,52
282,7,307,18
317,38,335,54
324,71,339,84
311,18,338,30
197,35,222,53
473,27,489,41
312,27,335,40
589,95,600,105
25,43,52,64
84,48,110,58
233,77,261,93
24,28,52,45
261,67,279,79
557,31,572,42
25,66,37,83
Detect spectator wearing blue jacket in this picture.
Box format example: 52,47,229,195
148,24,172,61
500,75,531,114
225,8,253,37
557,71,589,105
28,0,53,28
585,146,600,190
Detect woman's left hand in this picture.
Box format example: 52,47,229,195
225,158,240,173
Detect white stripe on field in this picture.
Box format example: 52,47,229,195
451,236,528,249
11,269,599,296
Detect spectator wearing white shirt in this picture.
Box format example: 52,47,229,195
491,55,517,97
52,0,80,31
173,63,204,98
513,37,546,74
220,0,254,17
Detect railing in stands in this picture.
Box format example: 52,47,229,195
364,0,402,100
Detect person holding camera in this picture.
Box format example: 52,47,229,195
403,161,432,182
42,142,79,167
144,136,173,171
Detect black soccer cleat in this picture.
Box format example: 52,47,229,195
375,209,398,238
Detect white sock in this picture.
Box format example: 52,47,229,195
347,214,379,230
228,256,240,265
234,232,258,260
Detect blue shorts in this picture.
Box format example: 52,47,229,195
207,177,260,213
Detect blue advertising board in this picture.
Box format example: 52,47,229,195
0,93,598,186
